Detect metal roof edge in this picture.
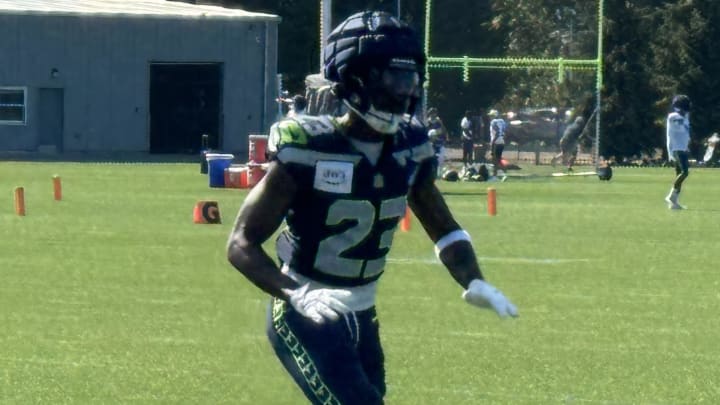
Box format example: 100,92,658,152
0,0,280,21
0,9,280,21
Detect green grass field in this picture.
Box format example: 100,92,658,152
1,161,719,404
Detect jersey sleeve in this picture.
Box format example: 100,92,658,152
272,115,339,164
270,119,310,161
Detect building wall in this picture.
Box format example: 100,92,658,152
0,13,278,156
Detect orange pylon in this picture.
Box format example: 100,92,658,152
14,187,26,216
400,206,412,232
53,175,62,201
487,187,497,216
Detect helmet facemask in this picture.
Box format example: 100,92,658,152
343,58,421,134
323,11,426,134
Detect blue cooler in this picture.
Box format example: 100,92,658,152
206,153,234,187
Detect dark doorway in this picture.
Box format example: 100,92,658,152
149,63,222,154
37,88,64,152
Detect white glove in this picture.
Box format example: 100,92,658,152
462,279,518,318
283,284,352,324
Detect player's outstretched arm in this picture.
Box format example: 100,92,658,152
407,173,477,287
408,164,518,318
227,161,300,300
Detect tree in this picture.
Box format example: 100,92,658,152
649,1,720,158
198,0,720,160
488,0,598,111
600,0,660,161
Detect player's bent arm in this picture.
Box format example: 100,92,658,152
407,171,484,289
227,161,299,301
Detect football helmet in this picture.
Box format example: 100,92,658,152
597,165,612,181
442,169,459,182
671,94,691,113
323,11,425,134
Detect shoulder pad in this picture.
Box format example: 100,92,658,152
275,115,337,148
395,120,434,162
274,115,358,167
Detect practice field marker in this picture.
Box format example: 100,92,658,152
14,187,26,216
193,200,221,224
400,207,412,232
487,187,497,216
53,175,62,201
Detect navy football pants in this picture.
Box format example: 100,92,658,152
671,150,690,191
267,298,385,405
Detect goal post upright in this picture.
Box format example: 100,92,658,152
594,0,605,166
422,0,433,118
423,0,604,165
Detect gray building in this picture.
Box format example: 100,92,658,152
0,0,279,157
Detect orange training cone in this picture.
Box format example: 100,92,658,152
487,187,497,216
14,187,26,216
53,175,62,201
193,200,221,224
400,206,411,232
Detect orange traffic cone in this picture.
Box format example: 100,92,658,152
193,200,221,224
487,187,497,216
400,206,412,232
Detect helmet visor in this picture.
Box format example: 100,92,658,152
370,65,420,114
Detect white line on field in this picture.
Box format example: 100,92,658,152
409,385,637,405
387,256,590,265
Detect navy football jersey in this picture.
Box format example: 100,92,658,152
272,115,434,287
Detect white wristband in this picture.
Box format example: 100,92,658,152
434,229,472,258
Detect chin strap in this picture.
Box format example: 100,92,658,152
343,100,404,134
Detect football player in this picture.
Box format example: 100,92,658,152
460,110,475,167
227,11,518,405
426,107,448,177
551,115,586,172
488,109,507,180
665,94,691,209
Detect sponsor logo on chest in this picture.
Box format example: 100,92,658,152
314,161,354,194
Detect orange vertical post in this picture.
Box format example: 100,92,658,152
53,175,62,201
487,187,497,216
14,187,26,216
400,206,412,232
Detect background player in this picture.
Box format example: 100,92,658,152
665,94,691,209
551,115,586,172
460,110,475,167
227,11,518,405
488,109,507,180
426,107,448,177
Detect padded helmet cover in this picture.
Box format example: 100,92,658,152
323,11,425,115
671,94,691,113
